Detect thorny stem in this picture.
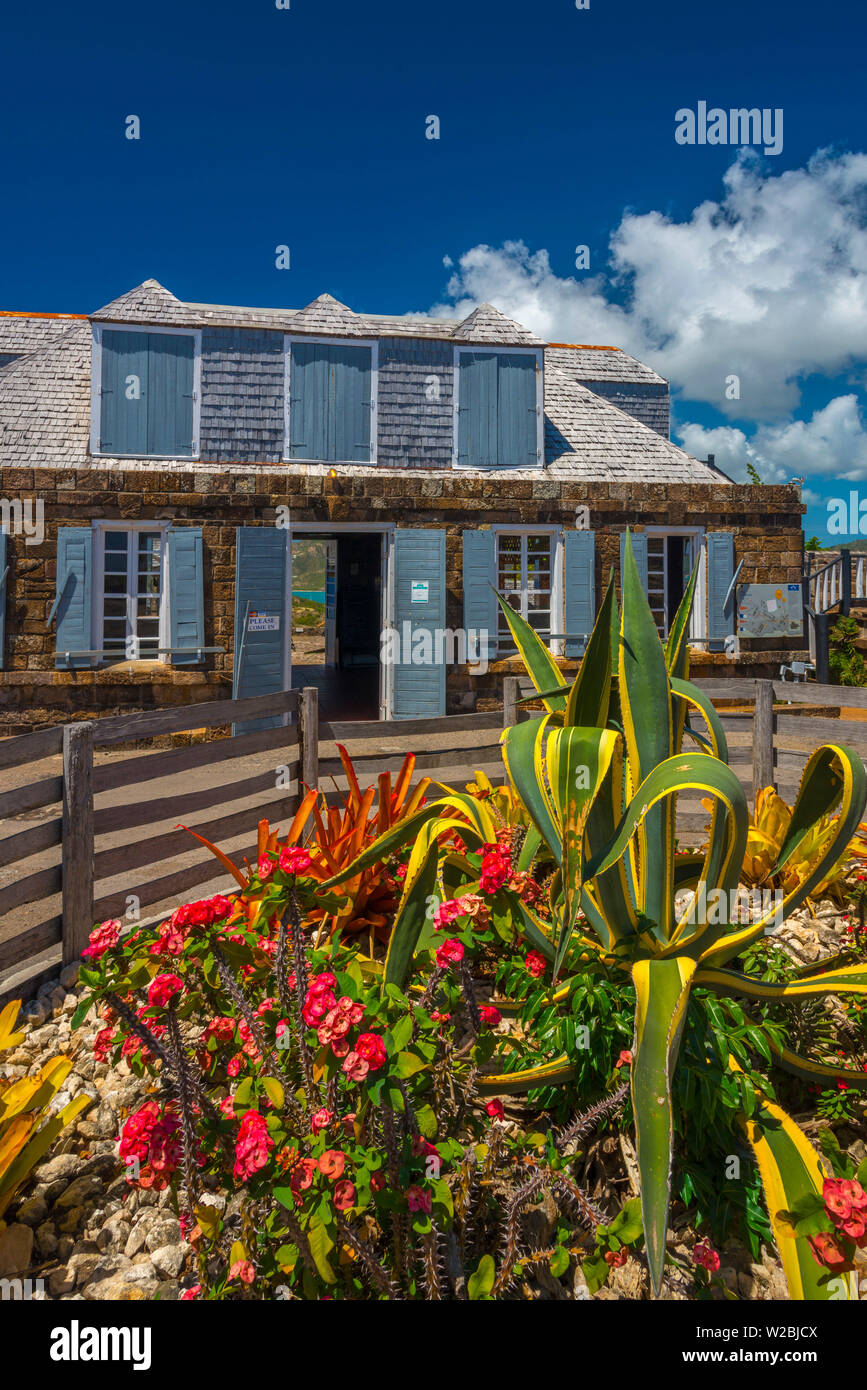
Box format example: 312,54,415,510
336,1216,402,1299
554,1082,629,1153
284,888,318,1107
165,1007,201,1217
457,961,481,1035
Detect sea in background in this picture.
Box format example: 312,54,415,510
293,589,326,604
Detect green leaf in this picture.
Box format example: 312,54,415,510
414,1103,437,1139
390,1014,413,1052
467,1253,496,1300
493,588,568,714
394,1050,426,1079
307,1222,338,1284
263,1078,284,1110
549,1245,570,1278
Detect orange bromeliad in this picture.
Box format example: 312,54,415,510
183,745,430,947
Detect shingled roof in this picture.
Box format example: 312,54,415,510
0,312,87,369
0,279,721,482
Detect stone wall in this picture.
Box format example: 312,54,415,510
0,466,804,729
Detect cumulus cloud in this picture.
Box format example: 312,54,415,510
428,149,867,421
676,395,867,483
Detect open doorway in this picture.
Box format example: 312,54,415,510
291,532,383,719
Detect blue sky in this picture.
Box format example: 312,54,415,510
3,0,865,540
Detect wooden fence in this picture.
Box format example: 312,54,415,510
2,675,867,1003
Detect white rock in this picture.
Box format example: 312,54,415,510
150,1244,186,1279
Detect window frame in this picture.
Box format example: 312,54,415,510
90,323,202,460
90,519,171,666
643,525,706,643
452,345,544,470
492,524,564,655
282,334,379,466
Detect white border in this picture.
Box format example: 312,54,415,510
491,524,564,655
90,323,202,459
290,520,395,718
452,346,544,470
643,525,706,643
282,335,379,465
90,519,171,666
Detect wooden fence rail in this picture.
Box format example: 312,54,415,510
2,675,867,1004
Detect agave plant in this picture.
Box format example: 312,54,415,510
322,534,867,1299
735,785,853,907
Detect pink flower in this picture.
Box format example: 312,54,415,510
311,1108,333,1135
433,898,465,931
355,1032,387,1070
333,1180,356,1212
486,1099,505,1120
258,855,276,880
93,1027,115,1062
289,1157,317,1196
615,1050,633,1069
479,850,509,896
180,1285,202,1301
82,918,121,963
692,1240,721,1273
147,973,183,1009
229,1260,256,1285
407,1185,432,1213
278,846,313,876
219,1095,236,1118
342,1051,369,1082
435,938,464,967
233,1110,275,1182
479,1005,501,1028
525,950,547,978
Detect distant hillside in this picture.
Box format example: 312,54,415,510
292,539,326,590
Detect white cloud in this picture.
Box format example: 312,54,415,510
427,149,867,420
676,395,867,483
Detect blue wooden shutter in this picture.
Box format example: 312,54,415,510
0,530,7,671
620,532,648,593
233,527,290,732
564,530,595,658
392,529,446,718
168,528,205,665
707,532,735,652
330,345,372,461
498,353,538,468
148,334,195,456
458,352,538,468
54,528,92,669
289,343,372,461
99,330,148,455
462,529,497,662
457,352,498,468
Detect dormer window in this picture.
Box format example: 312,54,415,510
454,348,543,469
91,325,200,458
284,337,376,463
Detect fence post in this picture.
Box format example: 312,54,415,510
62,721,94,965
841,547,852,617
753,680,775,803
814,612,831,685
503,676,519,729
298,686,319,790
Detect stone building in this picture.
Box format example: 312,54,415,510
0,280,806,731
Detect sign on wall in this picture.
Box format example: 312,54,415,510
737,584,803,638
248,611,281,632
410,581,430,603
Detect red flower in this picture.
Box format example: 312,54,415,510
229,1259,256,1285
233,1110,275,1182
692,1239,721,1273
808,1231,853,1271
258,855,276,880
479,849,510,896
355,1032,387,1071
435,938,464,967
525,950,547,978
615,1050,633,1069
180,1285,202,1301
93,1027,115,1062
289,1157,317,1197
486,1099,505,1121
278,846,313,876
604,1249,628,1268
333,1180,356,1211
342,1051,369,1082
318,1149,346,1181
147,973,183,1009
479,1005,501,1028
407,1185,432,1213
311,1108,333,1135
